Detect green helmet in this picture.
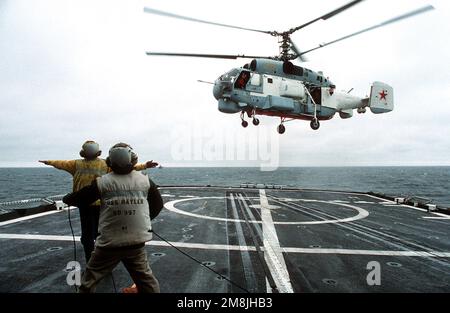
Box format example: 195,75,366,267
80,141,101,160
106,143,138,174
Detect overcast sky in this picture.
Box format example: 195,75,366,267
1,0,449,167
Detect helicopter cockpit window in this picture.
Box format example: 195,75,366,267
220,69,240,82
293,66,304,76
234,70,251,89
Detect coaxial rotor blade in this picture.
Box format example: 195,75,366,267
288,0,365,34
288,38,308,62
146,52,273,60
299,5,434,57
143,7,272,35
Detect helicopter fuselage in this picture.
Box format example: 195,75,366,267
213,59,393,132
144,2,432,133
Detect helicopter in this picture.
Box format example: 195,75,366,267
144,0,434,134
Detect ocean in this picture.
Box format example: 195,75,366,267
0,167,449,207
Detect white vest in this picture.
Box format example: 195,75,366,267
96,170,152,248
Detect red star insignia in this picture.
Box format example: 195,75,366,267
379,90,388,101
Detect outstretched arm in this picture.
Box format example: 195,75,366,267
105,160,159,173
134,160,159,171
39,160,77,175
63,180,101,207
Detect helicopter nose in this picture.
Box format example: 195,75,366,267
213,80,223,100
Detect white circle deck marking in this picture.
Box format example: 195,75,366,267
164,196,369,225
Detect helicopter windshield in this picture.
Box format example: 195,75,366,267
219,68,240,82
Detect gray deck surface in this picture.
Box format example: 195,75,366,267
0,187,449,293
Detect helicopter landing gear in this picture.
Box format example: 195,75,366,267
240,111,249,128
310,118,320,130
249,108,260,126
277,117,287,134
357,107,367,114
277,124,286,134
304,86,321,131
240,109,260,126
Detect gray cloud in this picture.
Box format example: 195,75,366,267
1,0,449,167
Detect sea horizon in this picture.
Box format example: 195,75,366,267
1,167,449,207
1,165,450,169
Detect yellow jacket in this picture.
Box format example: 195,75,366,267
46,158,147,205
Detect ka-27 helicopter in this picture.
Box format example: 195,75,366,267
144,0,434,134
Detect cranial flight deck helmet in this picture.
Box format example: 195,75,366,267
79,141,101,160
106,143,138,174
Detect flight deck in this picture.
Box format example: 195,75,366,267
0,186,449,293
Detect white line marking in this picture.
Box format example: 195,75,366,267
164,197,369,225
147,241,257,251
280,248,450,258
0,233,81,241
0,209,63,227
259,190,293,293
428,212,450,218
235,194,279,293
160,187,369,197
229,193,257,290
1,233,449,257
422,216,450,220
366,194,450,218
265,278,272,293
0,233,255,252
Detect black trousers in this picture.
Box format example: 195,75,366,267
78,205,100,262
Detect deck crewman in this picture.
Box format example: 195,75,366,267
62,143,163,293
39,140,158,262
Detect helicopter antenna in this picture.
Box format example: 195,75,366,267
197,80,214,85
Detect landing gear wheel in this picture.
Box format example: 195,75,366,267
241,120,249,128
277,124,286,134
310,119,320,130
252,118,260,126
357,108,367,114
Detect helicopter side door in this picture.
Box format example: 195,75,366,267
307,86,322,105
